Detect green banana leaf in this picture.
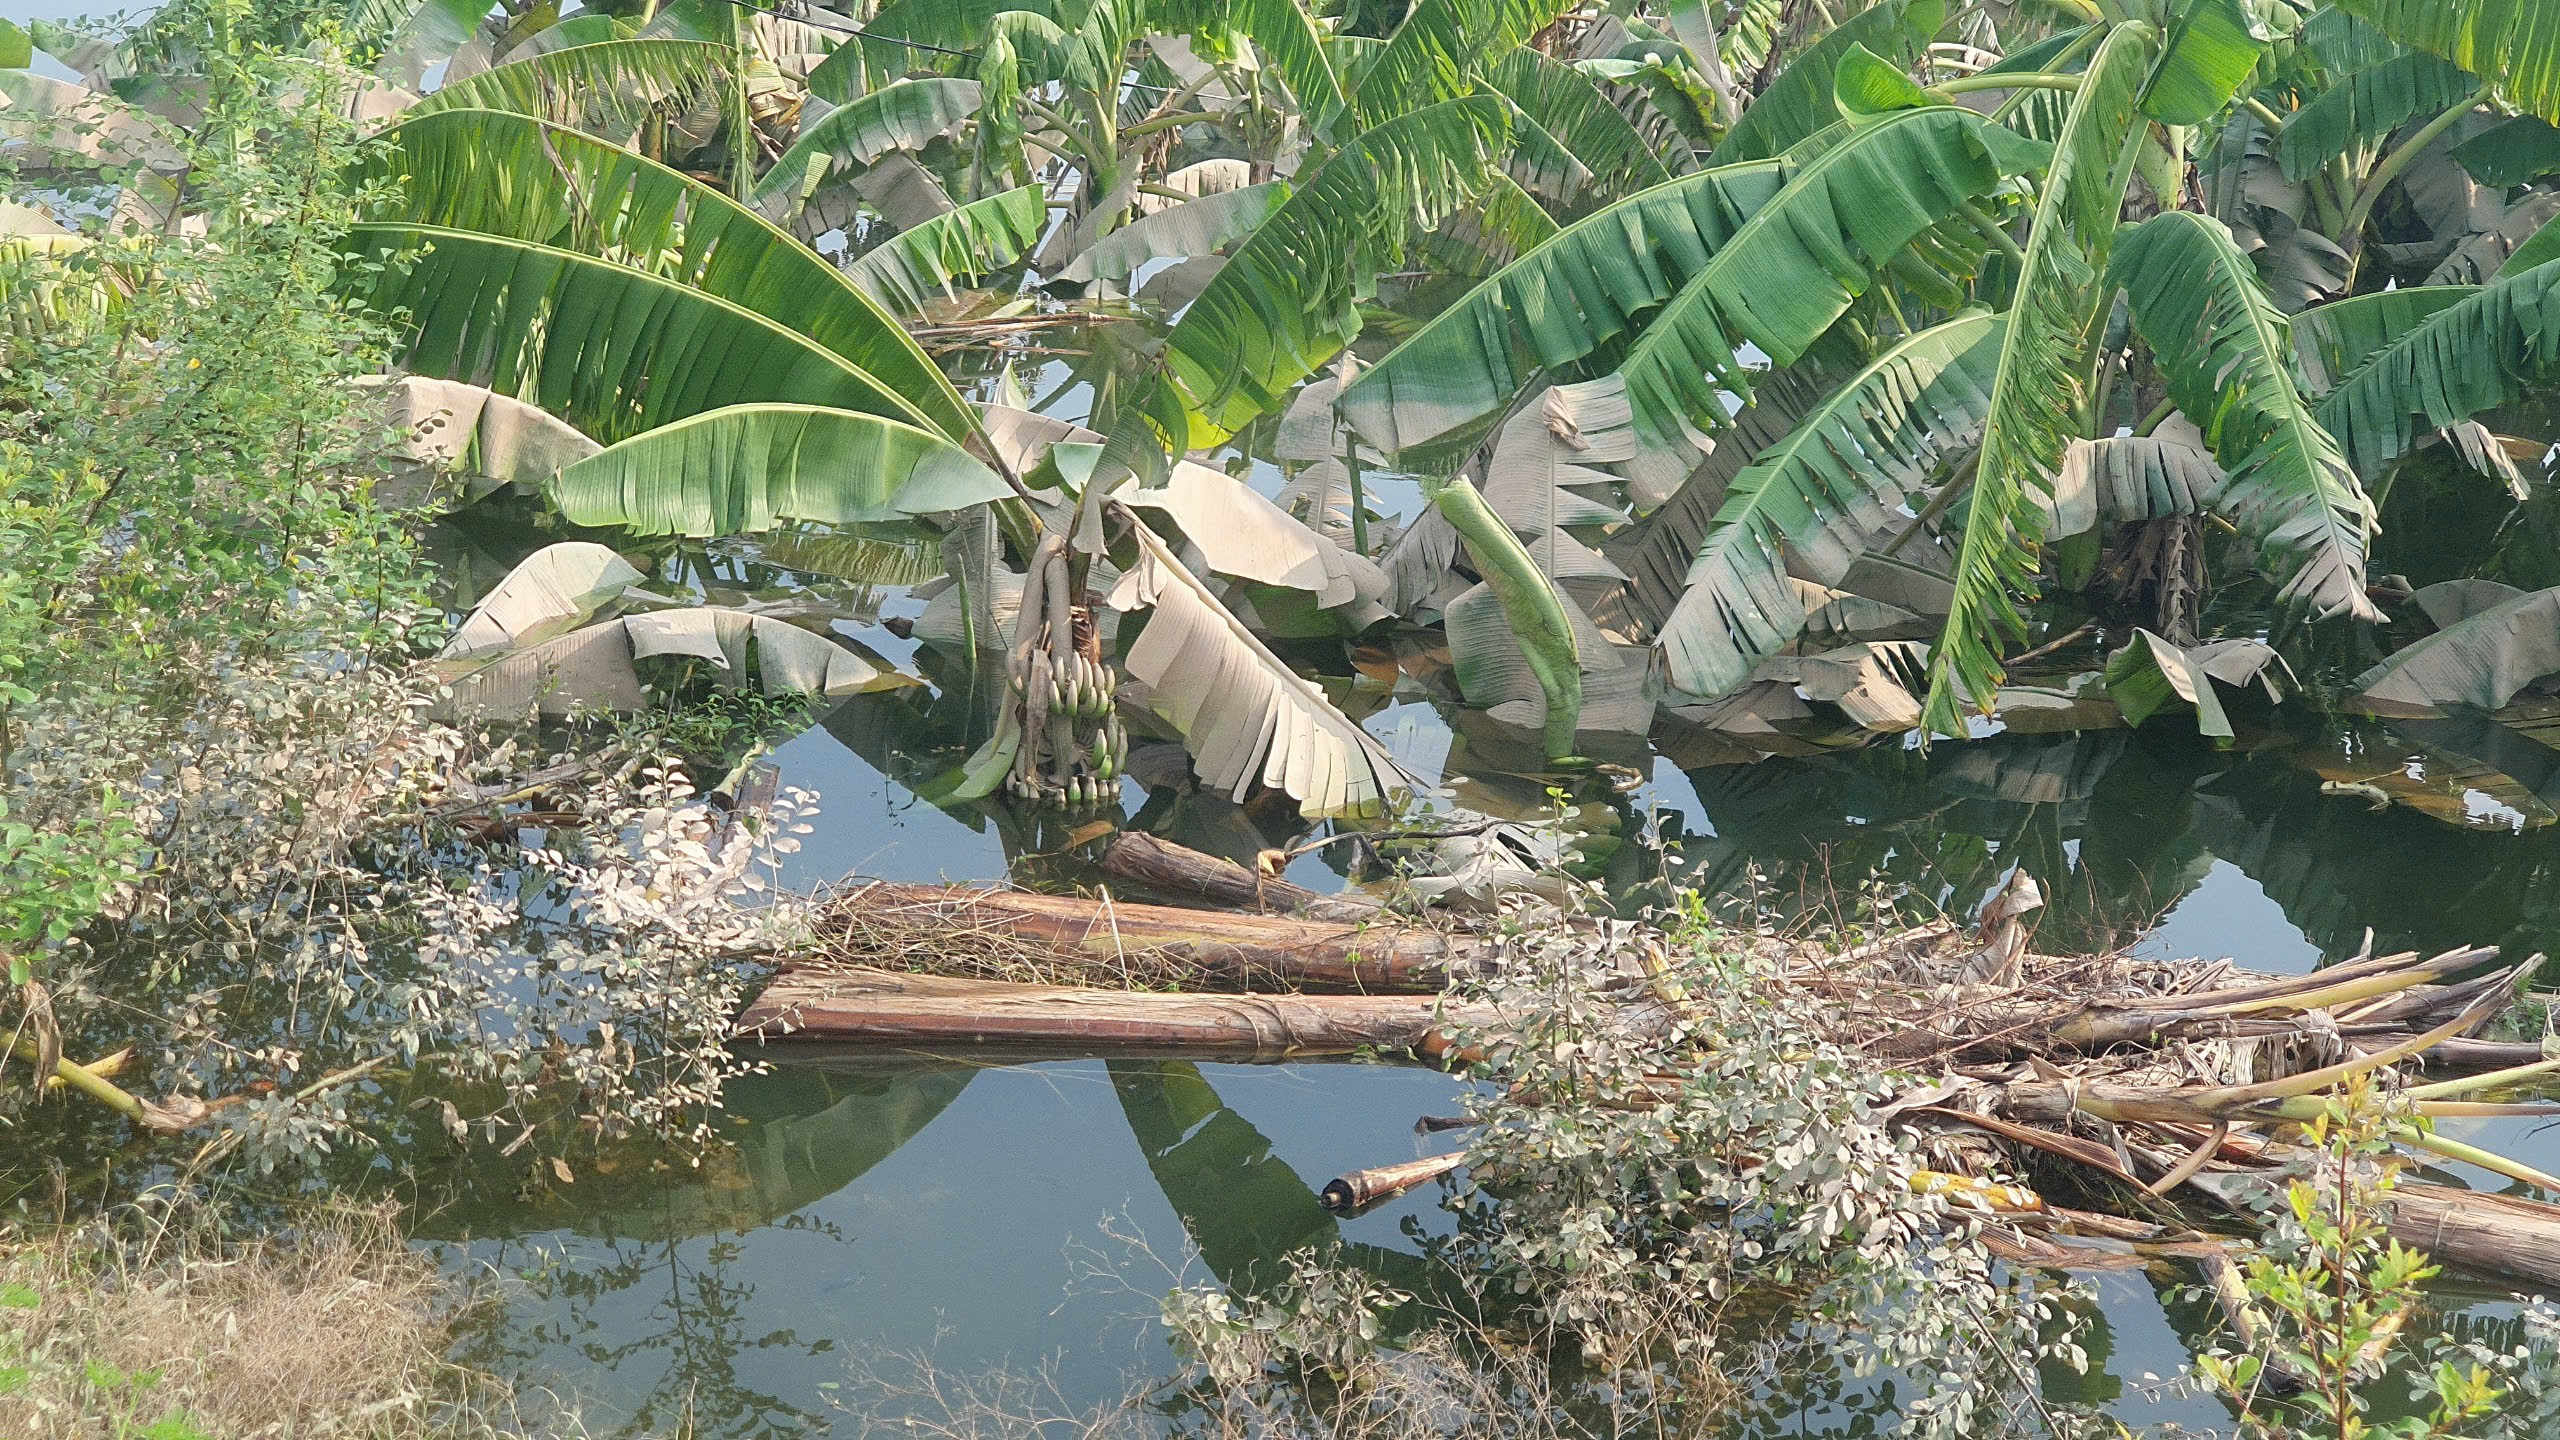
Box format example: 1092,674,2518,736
847,184,1048,316
2111,210,2379,621
752,78,981,219
1714,0,1944,162
342,223,931,442
2309,256,2560,477
1923,23,2157,735
1160,95,1512,443
547,403,1011,537
2277,53,2480,181
1657,313,2003,699
360,108,974,440
410,37,731,135
2332,0,2560,126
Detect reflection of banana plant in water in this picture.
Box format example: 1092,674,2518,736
1108,1060,1445,1302
412,1063,979,1244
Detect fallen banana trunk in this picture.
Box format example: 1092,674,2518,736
804,881,1480,992
738,964,1481,1057
1321,1153,1466,1210
1096,831,1383,923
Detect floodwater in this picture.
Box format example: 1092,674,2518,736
413,427,2560,1436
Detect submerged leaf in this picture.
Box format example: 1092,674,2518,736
2352,584,2560,716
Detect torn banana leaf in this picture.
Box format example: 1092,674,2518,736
1757,640,1932,733
439,541,644,658
1108,517,1412,818
435,607,913,718
2043,422,2222,538
360,375,602,506
2105,630,2291,739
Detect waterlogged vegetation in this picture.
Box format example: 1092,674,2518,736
19,0,2560,1434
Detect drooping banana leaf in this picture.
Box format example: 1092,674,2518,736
1760,640,1933,732
1159,95,1512,443
1058,181,1291,286
1477,378,1639,611
2141,0,2278,126
2426,191,2560,284
410,37,731,135
1048,441,1334,593
1446,581,1654,734
2111,210,2380,621
1656,313,2002,699
547,404,1011,537
1483,49,1674,205
1660,0,1743,124
2289,284,2478,389
441,541,643,657
2331,0,2560,126
1336,157,1785,455
1107,517,1413,817
751,78,982,220
1343,107,2040,459
2351,584,2560,716
2043,429,2223,537
361,373,601,503
1605,106,2043,456
1376,507,1463,620
2276,53,2480,181
1420,171,1564,275
1921,24,2158,737
977,406,1353,600
1613,367,1830,637
341,223,931,442
1444,383,1655,735
0,72,181,173
837,0,1032,90
356,0,503,87
1150,0,1344,116
2452,116,2560,186
437,606,911,717
2104,630,2290,739
846,184,1048,316
2499,208,2560,279
1713,0,1945,163
1497,96,1601,212
2307,257,2560,477
1273,368,1362,543
359,109,973,440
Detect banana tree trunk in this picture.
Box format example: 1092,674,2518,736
1427,476,1583,759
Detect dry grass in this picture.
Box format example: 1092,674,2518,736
0,1205,564,1440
